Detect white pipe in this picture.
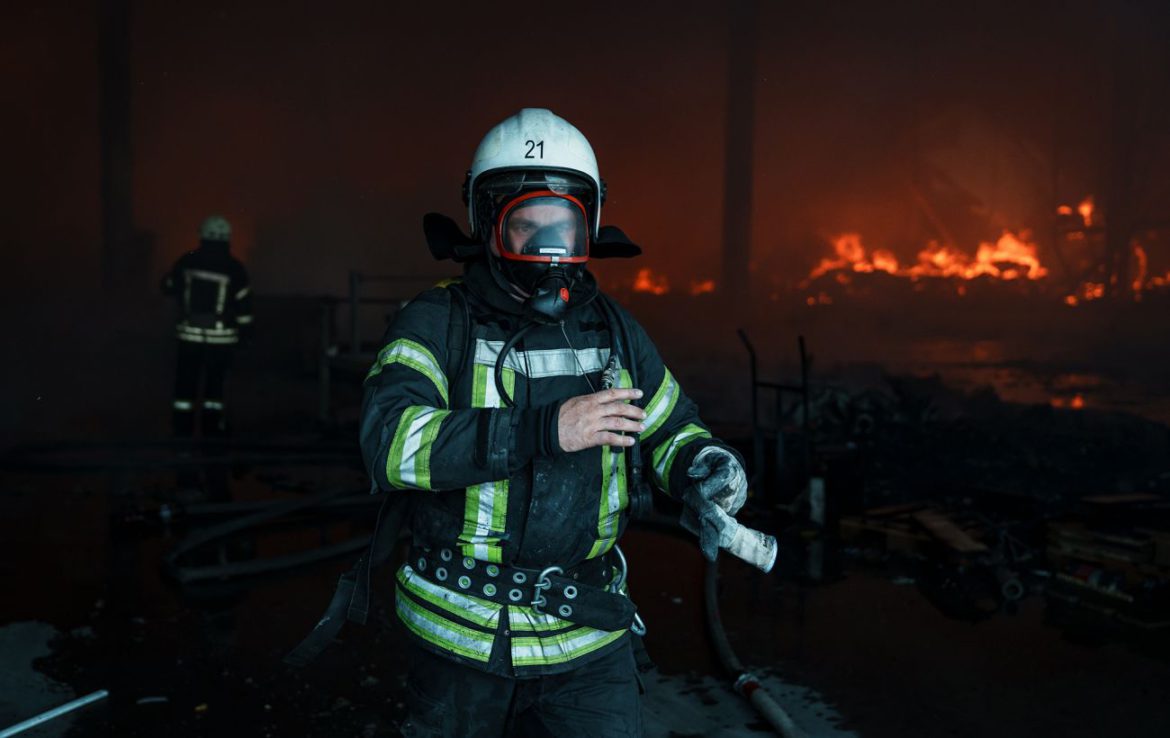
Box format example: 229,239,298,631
0,690,109,738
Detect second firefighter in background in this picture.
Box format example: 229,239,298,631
161,215,252,437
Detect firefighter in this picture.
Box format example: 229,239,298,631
161,215,252,437
360,109,748,737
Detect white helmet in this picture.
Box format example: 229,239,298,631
465,109,603,241
200,215,231,242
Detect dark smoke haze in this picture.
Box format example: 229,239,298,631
3,0,1168,299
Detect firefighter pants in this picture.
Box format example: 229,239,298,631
172,340,234,437
401,639,644,738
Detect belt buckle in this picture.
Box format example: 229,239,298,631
531,565,564,615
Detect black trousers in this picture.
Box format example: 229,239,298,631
401,640,644,738
172,340,234,437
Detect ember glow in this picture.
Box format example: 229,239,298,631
1051,394,1086,410
633,268,670,295
689,279,716,296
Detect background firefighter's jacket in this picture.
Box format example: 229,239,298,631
359,263,728,677
161,241,253,345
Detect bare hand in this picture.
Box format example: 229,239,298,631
558,388,645,452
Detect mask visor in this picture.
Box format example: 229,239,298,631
496,192,589,264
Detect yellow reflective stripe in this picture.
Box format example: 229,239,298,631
511,627,626,667
640,367,680,439
396,565,501,629
366,339,448,407
395,587,494,662
651,423,711,494
385,406,449,490
459,364,513,563
589,368,631,559
507,604,575,633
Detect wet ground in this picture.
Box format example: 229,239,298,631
3,292,1170,736
2,455,1169,737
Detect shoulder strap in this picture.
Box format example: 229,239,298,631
445,281,473,390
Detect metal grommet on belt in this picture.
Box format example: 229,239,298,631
435,567,448,582
417,558,427,572
508,588,523,602
563,585,577,599
486,565,499,577
558,604,573,618
440,548,453,562
483,583,497,597
457,575,471,590
462,557,476,570
512,572,527,584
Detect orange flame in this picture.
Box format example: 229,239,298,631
633,268,670,295
1077,196,1094,227
1133,244,1148,296
805,230,1048,289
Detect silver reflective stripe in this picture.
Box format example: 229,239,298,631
652,424,711,490
398,565,501,628
367,339,448,406
395,589,494,662
508,604,572,632
235,286,250,300
392,407,447,488
203,400,224,411
177,324,239,338
172,399,193,411
236,314,254,324
459,364,511,563
473,340,609,378
511,626,626,667
641,368,680,438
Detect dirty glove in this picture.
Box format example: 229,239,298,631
679,498,777,571
686,446,747,516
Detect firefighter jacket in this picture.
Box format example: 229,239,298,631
359,259,728,677
161,241,253,345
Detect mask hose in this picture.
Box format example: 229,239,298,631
494,321,538,408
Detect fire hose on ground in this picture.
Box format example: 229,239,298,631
639,513,807,738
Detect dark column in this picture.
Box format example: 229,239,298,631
720,0,759,311
99,0,134,291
